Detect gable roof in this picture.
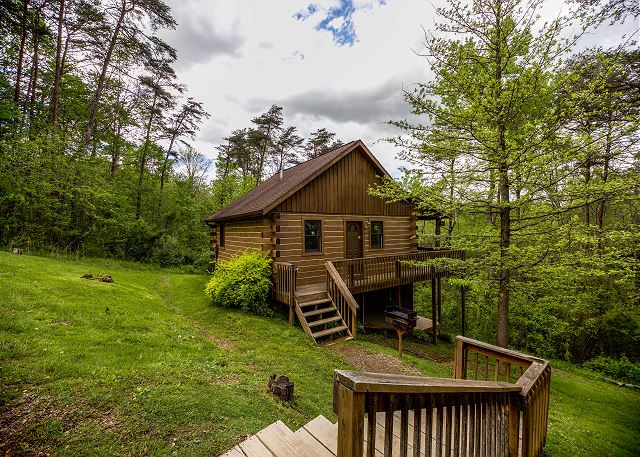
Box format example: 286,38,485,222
206,140,392,223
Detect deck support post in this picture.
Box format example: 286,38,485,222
335,382,365,457
461,282,466,336
431,278,438,344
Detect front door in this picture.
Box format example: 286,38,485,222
345,221,363,259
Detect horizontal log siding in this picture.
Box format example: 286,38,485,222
274,149,413,216
216,218,275,262
275,213,416,286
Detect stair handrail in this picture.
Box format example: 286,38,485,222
326,261,359,338
333,369,522,457
272,261,297,325
454,336,551,457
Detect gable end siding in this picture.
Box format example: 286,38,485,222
273,148,412,216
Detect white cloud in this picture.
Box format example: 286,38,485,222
162,0,635,177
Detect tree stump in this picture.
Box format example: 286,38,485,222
268,374,294,402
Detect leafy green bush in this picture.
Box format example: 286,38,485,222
204,251,272,315
584,355,640,385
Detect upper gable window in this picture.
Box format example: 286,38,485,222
371,221,383,248
304,220,322,253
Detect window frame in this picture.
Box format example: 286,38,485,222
219,222,225,248
370,220,384,249
303,219,323,254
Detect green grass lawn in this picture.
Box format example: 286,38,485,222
1,252,639,456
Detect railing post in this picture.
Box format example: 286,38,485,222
335,382,365,457
508,394,521,457
455,337,467,379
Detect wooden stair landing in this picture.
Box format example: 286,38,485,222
295,284,351,344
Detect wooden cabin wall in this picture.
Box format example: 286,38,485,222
273,148,413,216
275,213,417,286
215,218,275,263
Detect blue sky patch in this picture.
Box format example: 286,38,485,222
316,0,357,46
294,1,387,47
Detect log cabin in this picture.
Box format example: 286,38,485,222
206,140,465,343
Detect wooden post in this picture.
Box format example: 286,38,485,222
454,337,467,379
437,277,442,334
431,278,438,344
336,382,365,457
508,395,520,457
461,283,466,336
435,217,442,248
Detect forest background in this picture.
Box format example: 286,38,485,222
0,0,638,375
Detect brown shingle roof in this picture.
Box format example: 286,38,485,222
206,140,384,222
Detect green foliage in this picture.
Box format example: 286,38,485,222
584,355,640,384
204,251,273,315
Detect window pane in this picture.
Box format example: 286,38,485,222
371,221,383,248
304,220,321,252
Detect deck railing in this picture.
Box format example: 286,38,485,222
334,336,551,457
272,262,297,324
331,250,466,294
326,261,359,338
455,337,551,457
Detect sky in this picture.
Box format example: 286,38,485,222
159,0,638,177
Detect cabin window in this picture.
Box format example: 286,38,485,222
219,223,225,247
371,221,383,248
304,220,322,253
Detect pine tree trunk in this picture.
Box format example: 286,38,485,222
136,92,158,219
26,10,41,126
14,0,30,104
50,0,65,127
82,0,129,154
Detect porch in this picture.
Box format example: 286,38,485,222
222,336,551,457
272,250,466,344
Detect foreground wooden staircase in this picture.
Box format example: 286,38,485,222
295,285,352,344
221,415,338,457
220,337,551,457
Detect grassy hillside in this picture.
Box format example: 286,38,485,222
1,252,639,455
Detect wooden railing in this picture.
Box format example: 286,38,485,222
272,262,297,324
455,337,551,457
326,261,359,338
331,250,466,294
334,336,551,457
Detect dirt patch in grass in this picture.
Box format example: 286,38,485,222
190,321,233,350
332,342,422,376
0,388,120,454
373,336,453,363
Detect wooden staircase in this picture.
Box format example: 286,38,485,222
221,415,337,457
295,284,352,344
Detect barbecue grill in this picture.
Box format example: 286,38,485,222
384,306,417,356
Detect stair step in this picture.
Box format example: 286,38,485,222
323,335,354,346
298,298,331,307
312,325,348,338
255,421,300,457
293,427,336,457
238,435,274,457
308,315,343,327
303,307,336,318
302,416,338,456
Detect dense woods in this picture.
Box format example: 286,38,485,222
0,0,340,267
374,0,639,362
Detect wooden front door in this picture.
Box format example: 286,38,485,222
346,221,363,259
